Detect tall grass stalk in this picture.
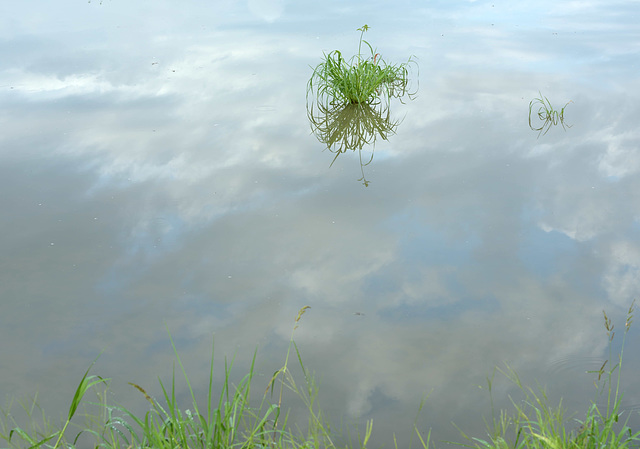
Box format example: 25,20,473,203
266,305,346,448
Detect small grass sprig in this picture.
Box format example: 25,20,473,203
265,306,345,448
528,91,573,138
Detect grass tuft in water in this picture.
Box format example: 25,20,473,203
528,92,573,138
307,25,417,107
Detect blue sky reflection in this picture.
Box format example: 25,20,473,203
1,1,640,447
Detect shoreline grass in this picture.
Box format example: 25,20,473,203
2,304,638,449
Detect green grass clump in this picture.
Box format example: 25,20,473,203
528,92,573,138
307,25,417,107
306,25,417,186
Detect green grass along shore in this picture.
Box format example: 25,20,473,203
2,303,639,449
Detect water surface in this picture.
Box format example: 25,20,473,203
2,1,640,446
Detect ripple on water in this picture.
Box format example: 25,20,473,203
545,355,606,376
546,356,640,413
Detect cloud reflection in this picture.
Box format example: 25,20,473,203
1,1,639,447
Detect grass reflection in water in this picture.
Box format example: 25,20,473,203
528,92,573,138
307,101,400,187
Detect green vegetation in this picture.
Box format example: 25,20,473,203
307,101,400,186
306,25,417,186
528,92,573,138
1,303,638,449
307,25,417,107
455,301,640,449
0,355,108,449
0,308,429,449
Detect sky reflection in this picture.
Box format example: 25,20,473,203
1,1,639,447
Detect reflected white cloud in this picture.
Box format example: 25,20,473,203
1,1,639,447
603,241,640,306
248,0,285,22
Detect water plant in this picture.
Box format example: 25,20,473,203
306,25,417,186
307,25,417,107
528,92,573,138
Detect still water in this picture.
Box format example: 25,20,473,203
2,1,640,447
